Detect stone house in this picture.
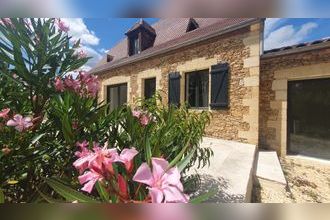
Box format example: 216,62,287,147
91,18,330,159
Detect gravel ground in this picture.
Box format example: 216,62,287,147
253,156,330,203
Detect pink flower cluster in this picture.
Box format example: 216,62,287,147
73,141,188,203
73,141,138,193
133,158,189,203
56,19,69,32
132,110,154,126
0,108,33,132
0,18,13,27
75,50,87,59
54,71,99,97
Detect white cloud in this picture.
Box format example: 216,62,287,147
264,18,282,37
264,22,318,50
99,48,109,54
60,19,103,71
62,18,100,46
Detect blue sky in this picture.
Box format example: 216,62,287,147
62,18,330,71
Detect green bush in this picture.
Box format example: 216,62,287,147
0,18,213,203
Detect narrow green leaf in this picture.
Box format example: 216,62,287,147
95,182,109,202
177,148,196,172
30,133,46,145
45,178,97,203
37,188,64,203
168,135,192,169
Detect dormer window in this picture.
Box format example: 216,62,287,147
126,19,156,56
186,18,199,32
130,34,141,55
106,54,114,62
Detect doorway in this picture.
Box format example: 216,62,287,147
288,78,330,160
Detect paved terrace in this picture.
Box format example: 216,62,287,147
188,137,257,202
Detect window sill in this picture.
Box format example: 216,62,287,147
188,107,210,112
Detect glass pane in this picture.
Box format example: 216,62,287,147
107,83,127,111
144,78,156,99
187,70,209,107
109,86,118,112
288,78,330,160
119,84,127,106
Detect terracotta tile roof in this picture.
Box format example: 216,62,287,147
92,18,258,74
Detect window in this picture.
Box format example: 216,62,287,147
185,70,209,108
129,36,141,56
133,37,140,55
107,83,127,111
144,78,156,99
186,18,199,32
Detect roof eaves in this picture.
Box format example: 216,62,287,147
91,18,260,74
261,40,330,59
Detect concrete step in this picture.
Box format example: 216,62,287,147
188,137,257,203
256,151,287,185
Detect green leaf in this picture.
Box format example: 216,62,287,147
95,181,109,202
0,189,4,203
145,134,152,166
30,133,46,145
189,188,217,204
177,149,196,172
168,135,192,169
45,178,98,203
37,188,64,203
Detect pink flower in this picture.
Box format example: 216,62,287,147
64,76,80,92
73,142,118,174
0,108,10,119
6,114,33,132
117,148,139,173
118,174,128,198
0,18,13,27
78,170,103,193
74,140,90,158
139,114,150,126
74,142,120,193
77,50,87,59
133,158,189,203
54,77,64,92
56,19,69,32
132,110,142,118
78,71,90,82
85,75,99,97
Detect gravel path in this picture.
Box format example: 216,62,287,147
253,156,330,203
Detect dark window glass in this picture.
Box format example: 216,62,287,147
129,36,140,55
186,70,209,108
288,78,330,160
107,83,127,111
144,78,156,99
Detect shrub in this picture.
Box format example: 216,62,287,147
0,18,213,203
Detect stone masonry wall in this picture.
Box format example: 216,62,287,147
98,23,262,145
260,47,330,155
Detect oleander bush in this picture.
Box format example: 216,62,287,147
0,18,213,203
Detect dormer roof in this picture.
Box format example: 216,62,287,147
125,19,156,36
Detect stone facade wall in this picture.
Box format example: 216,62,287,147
98,23,262,145
260,47,330,155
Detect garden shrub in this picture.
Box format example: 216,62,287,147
0,18,213,203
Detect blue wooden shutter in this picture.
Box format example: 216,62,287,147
210,63,229,108
168,72,181,106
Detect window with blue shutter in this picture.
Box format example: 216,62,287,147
168,72,181,106
210,63,229,108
